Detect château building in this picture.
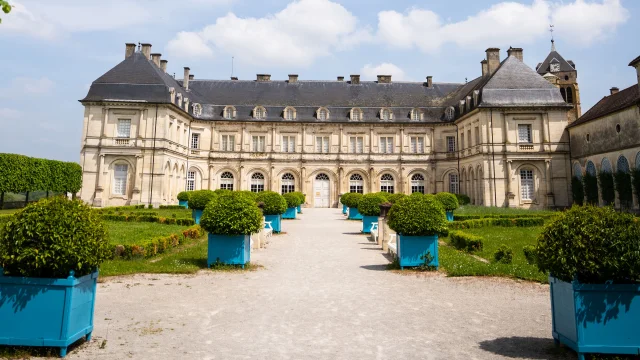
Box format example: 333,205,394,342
79,42,575,209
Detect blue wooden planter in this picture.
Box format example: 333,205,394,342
207,234,250,268
192,209,203,224
342,204,348,215
179,200,188,209
446,211,454,222
264,214,282,233
549,276,640,360
397,234,439,270
0,269,98,357
348,207,363,220
282,207,297,219
297,205,302,213
362,215,378,234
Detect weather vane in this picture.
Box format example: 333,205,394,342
549,24,555,41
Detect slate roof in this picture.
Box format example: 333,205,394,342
568,84,640,128
536,49,576,74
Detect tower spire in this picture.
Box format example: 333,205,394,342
549,24,556,51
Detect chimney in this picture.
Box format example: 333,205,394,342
629,55,640,87
350,75,360,84
141,43,152,59
150,53,161,67
183,67,190,90
377,75,391,84
125,43,136,59
610,87,620,95
426,76,433,88
288,74,298,83
189,74,194,80
486,48,500,76
337,76,344,81
507,47,523,62
231,77,238,80
481,60,488,77
160,60,168,73
256,74,271,82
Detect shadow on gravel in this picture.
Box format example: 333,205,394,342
479,337,576,359
360,247,383,250
360,264,388,271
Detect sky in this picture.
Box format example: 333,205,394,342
0,0,638,162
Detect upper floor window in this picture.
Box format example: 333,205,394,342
380,174,394,194
117,119,131,138
317,107,329,121
316,136,329,153
221,134,235,151
252,135,266,152
411,108,422,121
446,136,456,153
190,133,200,149
250,172,265,192
220,171,234,190
410,136,424,153
223,106,236,120
282,135,296,153
381,108,392,121
284,107,296,121
518,124,532,143
460,132,465,149
113,164,128,195
349,136,363,154
186,171,196,191
380,136,394,154
475,127,480,145
254,106,267,120
351,108,363,121
444,107,455,121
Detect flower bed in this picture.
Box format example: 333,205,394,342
110,225,205,259
101,214,195,226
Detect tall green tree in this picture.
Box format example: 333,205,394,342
1,1,12,24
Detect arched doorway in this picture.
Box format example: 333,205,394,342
314,173,330,208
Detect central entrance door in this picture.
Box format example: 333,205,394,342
314,173,330,208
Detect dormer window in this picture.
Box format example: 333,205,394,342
444,106,455,121
459,100,465,114
473,90,480,107
254,106,267,120
284,106,296,120
193,103,202,117
317,107,329,121
350,108,363,121
411,108,422,121
176,93,183,107
380,108,392,121
223,106,236,120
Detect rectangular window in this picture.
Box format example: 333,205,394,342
467,129,472,147
520,169,534,200
187,171,196,191
447,136,456,152
460,133,465,150
252,135,266,152
475,127,480,145
113,164,128,195
221,135,235,151
316,136,329,153
349,136,363,154
117,119,131,138
380,136,394,154
449,174,459,194
518,124,532,143
190,133,200,149
410,137,424,153
282,135,296,153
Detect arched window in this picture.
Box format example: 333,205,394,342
284,107,295,121
560,88,567,102
254,106,266,120
351,108,363,121
113,164,128,196
449,173,459,194
586,161,596,176
520,169,534,201
250,172,265,192
444,106,455,121
186,170,196,191
281,173,295,194
410,174,425,194
411,108,422,121
381,108,392,121
223,106,236,120
380,174,394,194
349,174,364,194
317,107,329,121
601,158,612,173
573,163,582,180
316,173,329,181
220,171,234,190
617,156,630,173
566,87,574,104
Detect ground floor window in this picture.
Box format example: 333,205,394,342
380,174,394,193
281,173,295,194
411,174,425,194
449,173,459,194
220,171,234,190
113,164,128,195
186,171,196,191
350,174,363,193
251,172,265,192
520,169,534,200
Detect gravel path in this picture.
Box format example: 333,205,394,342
67,208,573,360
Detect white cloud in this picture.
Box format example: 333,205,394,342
166,32,215,58
165,0,372,66
361,63,409,81
376,0,628,52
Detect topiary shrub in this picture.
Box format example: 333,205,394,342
386,193,406,204
187,190,217,210
255,191,287,215
177,191,191,201
523,245,537,265
455,194,471,205
614,171,633,209
494,245,513,264
357,193,388,216
598,171,615,206
435,192,459,212
583,173,599,205
535,205,640,284
283,192,302,208
238,190,259,202
199,192,262,235
0,197,111,278
291,191,305,206
449,230,483,252
571,176,584,206
633,169,640,205
341,193,363,208
387,194,447,236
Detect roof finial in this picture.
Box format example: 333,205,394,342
549,24,556,51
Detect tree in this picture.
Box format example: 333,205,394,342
1,1,11,24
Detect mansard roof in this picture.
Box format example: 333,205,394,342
568,84,640,128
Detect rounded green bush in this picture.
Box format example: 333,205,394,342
387,195,447,236
237,190,259,202
188,190,218,210
435,192,459,211
357,193,388,216
494,245,514,264
255,191,287,215
341,193,363,208
200,192,263,235
283,192,302,208
177,191,191,201
386,193,406,204
535,205,640,283
291,191,305,206
455,194,471,205
0,197,111,278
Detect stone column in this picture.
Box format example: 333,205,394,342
545,159,555,207
506,160,513,207
300,167,306,195
208,165,214,190
337,167,343,195
369,167,375,193
431,163,437,193
400,126,404,154
94,154,106,207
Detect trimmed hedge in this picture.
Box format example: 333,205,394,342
388,194,447,236
200,192,263,235
455,194,471,205
449,230,484,252
283,192,302,208
453,213,554,221
188,190,217,210
101,214,195,226
176,191,191,201
598,171,615,205
340,193,362,208
450,217,545,229
435,192,459,211
523,245,536,265
256,191,287,215
159,205,185,210
0,153,82,194
111,225,205,260
386,193,406,204
291,192,305,206
357,193,388,216
494,245,514,264
96,205,145,212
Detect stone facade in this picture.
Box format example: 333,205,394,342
79,43,573,209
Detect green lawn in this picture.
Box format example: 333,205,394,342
99,207,192,218
0,209,18,215
455,205,556,216
105,221,191,245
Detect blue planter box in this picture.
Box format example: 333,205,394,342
207,234,250,268
348,207,363,220
282,207,297,219
179,200,189,209
342,204,348,215
192,209,203,224
362,215,378,234
397,234,439,270
297,205,302,213
264,214,282,233
446,211,454,222
549,276,640,360
0,270,98,357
